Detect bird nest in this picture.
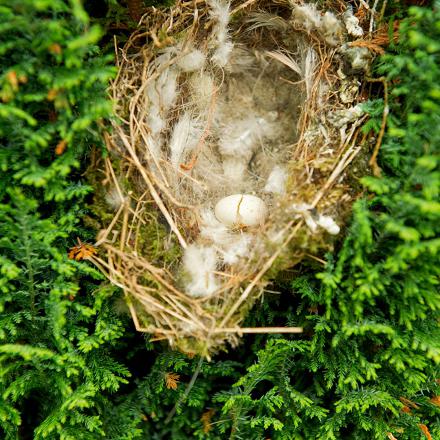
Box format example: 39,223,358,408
90,0,375,356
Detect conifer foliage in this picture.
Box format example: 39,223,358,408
212,5,440,439
0,2,128,439
0,1,439,439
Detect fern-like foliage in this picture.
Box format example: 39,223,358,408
209,4,440,439
0,2,130,439
1,2,439,440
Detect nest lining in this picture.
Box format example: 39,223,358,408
91,0,372,356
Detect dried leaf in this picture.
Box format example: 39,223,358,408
55,139,67,156
48,43,62,55
349,40,385,55
7,71,18,90
349,21,400,55
47,88,59,101
355,4,368,25
201,409,215,434
419,424,432,440
387,433,398,440
399,396,419,409
68,240,97,261
164,372,180,390
430,395,440,407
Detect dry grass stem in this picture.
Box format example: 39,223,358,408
91,0,376,355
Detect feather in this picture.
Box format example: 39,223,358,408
222,158,247,185
183,245,219,297
317,215,340,235
199,211,253,265
208,0,234,66
178,48,206,72
266,50,302,76
247,12,289,32
105,187,127,210
291,4,321,31
169,112,203,169
264,166,288,194
218,115,275,160
303,47,317,100
189,72,216,110
200,210,231,244
343,8,364,37
319,12,343,46
212,41,234,68
146,53,178,137
221,233,253,265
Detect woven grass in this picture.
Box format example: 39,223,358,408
90,0,374,356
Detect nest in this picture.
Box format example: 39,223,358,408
91,0,373,356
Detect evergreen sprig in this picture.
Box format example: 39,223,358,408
1,1,438,439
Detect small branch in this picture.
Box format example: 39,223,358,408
212,327,303,334
164,357,204,425
367,76,389,177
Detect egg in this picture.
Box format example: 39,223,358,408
214,194,267,227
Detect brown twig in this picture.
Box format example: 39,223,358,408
367,76,389,177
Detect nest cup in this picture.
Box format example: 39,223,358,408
92,0,371,356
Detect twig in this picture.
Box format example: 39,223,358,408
180,88,217,171
369,0,380,34
367,76,389,177
212,327,303,334
231,0,258,15
219,221,303,328
164,357,204,425
116,126,188,249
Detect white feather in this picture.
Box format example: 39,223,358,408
169,113,203,169
317,215,340,235
303,47,317,100
189,72,215,110
178,49,206,72
147,108,165,137
222,158,247,184
200,210,230,244
199,211,253,265
144,133,162,161
264,166,288,194
247,12,289,32
304,213,318,233
266,51,302,76
343,9,364,37
160,68,178,109
212,41,234,67
221,234,252,265
105,187,127,211
146,54,178,137
218,116,275,159
291,203,318,233
208,0,230,27
291,4,321,31
292,5,343,46
319,12,343,46
208,0,234,66
183,245,219,297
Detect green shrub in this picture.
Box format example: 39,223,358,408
210,5,440,439
0,2,129,439
1,2,438,440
